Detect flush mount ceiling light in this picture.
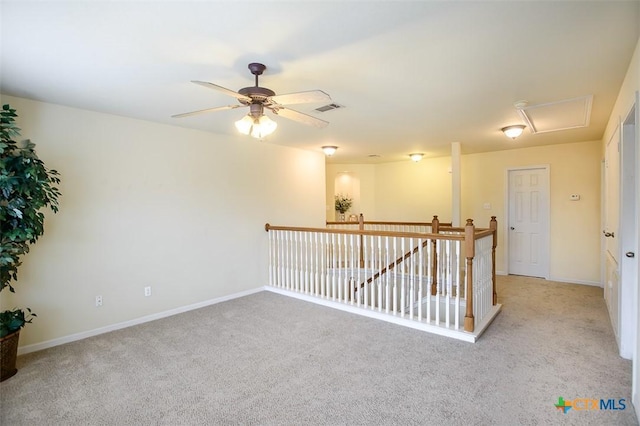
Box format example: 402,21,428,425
501,125,526,140
322,146,338,156
409,153,424,162
234,104,277,139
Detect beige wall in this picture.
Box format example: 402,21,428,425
462,141,602,283
603,38,640,153
375,157,452,222
325,163,376,221
328,140,602,284
1,95,326,348
326,157,452,223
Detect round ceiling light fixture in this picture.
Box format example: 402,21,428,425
322,146,338,156
501,125,526,140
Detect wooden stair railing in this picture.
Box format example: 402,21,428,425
268,215,498,334
356,215,442,291
358,238,431,288
351,216,498,334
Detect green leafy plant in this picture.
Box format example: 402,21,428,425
0,308,36,338
334,194,353,214
0,104,61,337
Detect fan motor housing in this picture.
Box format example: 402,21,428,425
238,86,275,103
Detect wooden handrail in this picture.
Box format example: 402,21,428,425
265,223,466,241
327,220,453,227
267,224,492,241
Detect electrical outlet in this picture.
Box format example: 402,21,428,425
95,295,103,307
144,286,152,297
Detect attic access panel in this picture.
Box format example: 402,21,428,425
516,95,593,134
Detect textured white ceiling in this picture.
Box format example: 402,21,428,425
1,1,638,163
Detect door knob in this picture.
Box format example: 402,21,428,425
604,232,614,238
510,227,515,230
627,252,636,258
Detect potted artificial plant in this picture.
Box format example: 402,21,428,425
0,104,61,381
334,194,352,221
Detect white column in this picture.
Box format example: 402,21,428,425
451,142,462,227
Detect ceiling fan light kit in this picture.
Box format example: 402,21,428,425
235,114,278,139
173,62,330,138
501,125,526,140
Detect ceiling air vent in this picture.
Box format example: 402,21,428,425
315,103,344,113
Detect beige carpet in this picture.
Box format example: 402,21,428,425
0,275,637,425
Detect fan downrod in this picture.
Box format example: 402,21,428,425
238,62,275,100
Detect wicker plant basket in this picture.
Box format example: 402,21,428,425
1,330,20,381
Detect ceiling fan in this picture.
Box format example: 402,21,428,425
172,62,331,138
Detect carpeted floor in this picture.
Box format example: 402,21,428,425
0,275,637,425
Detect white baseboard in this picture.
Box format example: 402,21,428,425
264,286,502,343
498,270,602,287
17,287,265,356
548,276,602,287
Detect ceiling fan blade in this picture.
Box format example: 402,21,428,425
271,106,329,128
270,90,331,105
191,80,251,102
171,104,244,118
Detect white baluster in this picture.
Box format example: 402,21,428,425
363,234,369,308
331,232,336,300
278,231,283,289
400,238,406,318
444,239,451,328
377,235,383,312
455,239,461,330
418,238,423,322
434,238,440,325
392,237,397,315
349,233,355,305
426,237,432,324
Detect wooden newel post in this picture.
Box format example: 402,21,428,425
464,218,475,333
490,216,497,305
359,213,365,268
431,215,440,296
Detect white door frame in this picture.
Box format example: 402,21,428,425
619,101,637,360
604,124,621,345
505,165,551,279
631,90,640,419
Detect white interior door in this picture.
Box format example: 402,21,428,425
604,125,620,344
508,167,550,278
605,127,621,261
619,100,638,360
